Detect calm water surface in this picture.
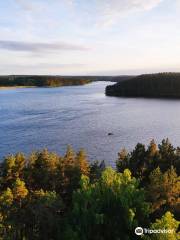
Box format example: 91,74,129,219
1,81,180,165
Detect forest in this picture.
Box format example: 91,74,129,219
0,139,179,239
106,73,180,98
0,76,92,87
0,75,135,88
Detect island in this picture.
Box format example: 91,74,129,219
106,72,180,98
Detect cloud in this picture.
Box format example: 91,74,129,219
13,0,165,29
0,62,85,70
103,0,163,12
0,40,89,53
97,0,164,25
67,0,164,27
0,62,87,75
27,63,86,69
15,0,35,11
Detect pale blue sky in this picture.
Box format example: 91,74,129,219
0,0,180,75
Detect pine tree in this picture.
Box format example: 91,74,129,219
116,148,129,172
12,178,28,201
75,149,90,176
158,139,176,171
147,167,180,214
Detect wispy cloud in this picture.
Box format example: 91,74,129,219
97,0,164,26
0,40,89,53
103,0,163,12
15,0,35,11
0,62,85,69
0,62,87,75
68,0,164,27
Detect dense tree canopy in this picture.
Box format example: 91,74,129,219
106,72,180,98
0,140,179,239
0,76,92,87
67,168,149,240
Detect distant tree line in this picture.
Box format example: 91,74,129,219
106,73,180,98
0,139,179,239
0,76,92,87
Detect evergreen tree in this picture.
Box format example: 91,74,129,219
89,160,105,183
12,178,28,201
75,149,90,176
0,142,179,240
70,168,149,240
158,139,176,171
145,139,159,172
24,190,63,240
116,148,130,172
0,188,14,239
129,143,146,178
0,155,16,189
147,167,180,215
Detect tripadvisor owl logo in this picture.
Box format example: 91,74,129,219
135,226,174,236
135,227,143,236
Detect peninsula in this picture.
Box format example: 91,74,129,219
106,73,180,98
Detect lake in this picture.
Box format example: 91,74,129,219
1,81,180,166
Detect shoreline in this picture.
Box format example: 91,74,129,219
0,82,94,90
0,86,37,90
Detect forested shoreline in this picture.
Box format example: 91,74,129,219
0,139,179,239
106,73,180,98
0,76,92,87
0,75,135,88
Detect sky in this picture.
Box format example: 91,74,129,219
0,0,180,75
